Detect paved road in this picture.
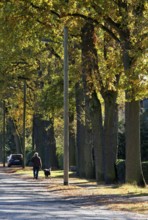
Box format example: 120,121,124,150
0,171,147,220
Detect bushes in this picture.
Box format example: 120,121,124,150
116,160,148,184
118,110,148,162
116,159,125,183
142,161,148,184
140,110,148,161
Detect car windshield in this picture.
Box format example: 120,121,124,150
11,155,22,160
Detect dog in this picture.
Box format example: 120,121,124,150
43,168,51,178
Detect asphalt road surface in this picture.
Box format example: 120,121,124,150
0,170,147,220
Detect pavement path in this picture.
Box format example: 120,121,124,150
0,170,148,220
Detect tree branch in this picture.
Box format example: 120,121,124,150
30,2,60,18
105,17,122,35
100,24,120,43
68,13,120,43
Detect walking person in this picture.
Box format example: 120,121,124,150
31,152,42,179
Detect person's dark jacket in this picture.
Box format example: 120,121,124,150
31,155,42,168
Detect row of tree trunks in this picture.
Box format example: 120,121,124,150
78,21,119,183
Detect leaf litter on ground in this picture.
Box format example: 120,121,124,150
2,166,148,215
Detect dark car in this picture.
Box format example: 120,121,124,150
7,154,23,167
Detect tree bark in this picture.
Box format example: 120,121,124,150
81,22,104,180
69,112,76,167
89,91,104,182
8,118,22,154
102,91,118,183
75,82,86,177
33,114,58,169
84,93,95,179
121,38,146,186
125,101,146,186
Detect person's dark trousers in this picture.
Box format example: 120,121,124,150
33,166,40,179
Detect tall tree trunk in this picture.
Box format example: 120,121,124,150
69,112,76,167
33,114,58,169
32,115,36,151
89,91,104,182
75,82,86,177
125,101,146,186
84,94,95,179
122,38,146,186
8,118,22,153
102,91,118,184
48,117,58,169
81,22,104,180
81,23,94,179
0,134,2,162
